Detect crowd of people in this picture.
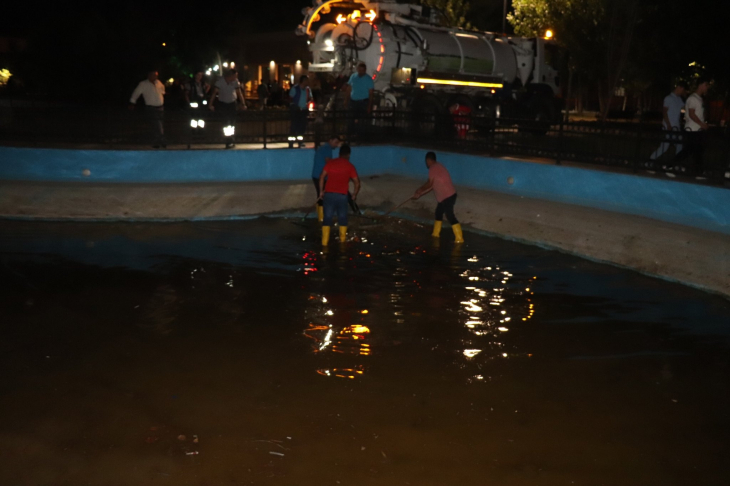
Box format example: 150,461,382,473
128,68,723,181
647,77,713,179
128,61,375,149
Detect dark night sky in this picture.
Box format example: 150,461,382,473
1,0,726,103
2,0,507,35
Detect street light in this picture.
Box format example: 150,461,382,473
545,29,554,39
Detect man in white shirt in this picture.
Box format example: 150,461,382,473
678,78,710,177
129,70,166,148
209,69,246,148
650,82,686,162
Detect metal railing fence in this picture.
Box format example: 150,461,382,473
1,105,728,185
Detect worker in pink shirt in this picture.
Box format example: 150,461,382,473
412,151,464,243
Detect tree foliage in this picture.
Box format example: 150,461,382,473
420,0,474,30
509,0,639,119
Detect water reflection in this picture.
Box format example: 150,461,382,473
303,289,372,379
456,255,537,372
300,237,538,382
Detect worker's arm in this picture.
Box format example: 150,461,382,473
413,179,433,199
236,87,247,109
662,106,671,130
367,88,374,113
351,176,361,200
689,108,709,130
318,170,328,199
129,82,143,106
208,87,218,111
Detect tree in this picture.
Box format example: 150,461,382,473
509,0,639,121
420,0,474,30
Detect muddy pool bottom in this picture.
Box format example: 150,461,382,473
0,217,728,486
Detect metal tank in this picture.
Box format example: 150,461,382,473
298,0,559,118
300,0,544,86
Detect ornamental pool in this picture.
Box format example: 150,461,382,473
0,217,728,486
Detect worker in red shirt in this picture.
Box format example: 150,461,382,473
318,144,361,245
412,151,464,243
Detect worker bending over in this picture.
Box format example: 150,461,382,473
318,144,360,245
412,151,464,243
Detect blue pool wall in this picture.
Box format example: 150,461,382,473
1,146,728,234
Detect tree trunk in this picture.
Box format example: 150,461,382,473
599,0,639,122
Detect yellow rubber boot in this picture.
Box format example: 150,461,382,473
452,223,464,243
431,220,442,237
339,225,348,243
317,205,324,223
322,226,331,246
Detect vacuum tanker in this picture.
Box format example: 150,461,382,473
297,0,562,120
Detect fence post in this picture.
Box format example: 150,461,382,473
556,111,564,165
633,115,643,174
333,107,338,139
106,106,112,148
391,106,396,143
262,107,267,149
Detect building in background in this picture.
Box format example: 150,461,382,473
233,31,310,105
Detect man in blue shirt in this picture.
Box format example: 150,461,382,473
312,136,341,222
289,75,312,148
345,62,374,139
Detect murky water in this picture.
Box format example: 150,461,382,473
1,217,728,486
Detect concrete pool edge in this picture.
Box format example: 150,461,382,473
1,145,729,235
1,176,728,299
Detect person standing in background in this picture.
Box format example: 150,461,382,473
344,62,374,140
289,75,312,148
184,70,210,107
185,70,210,134
650,81,687,165
678,78,710,178
129,70,166,148
257,79,270,110
209,69,246,149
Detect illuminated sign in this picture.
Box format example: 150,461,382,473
417,78,504,89
335,9,377,24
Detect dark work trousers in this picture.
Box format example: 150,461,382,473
348,99,369,139
313,177,357,212
684,130,706,176
323,192,349,226
145,106,165,146
435,193,459,224
217,101,237,147
290,105,308,142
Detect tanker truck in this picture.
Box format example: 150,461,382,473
296,0,562,125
